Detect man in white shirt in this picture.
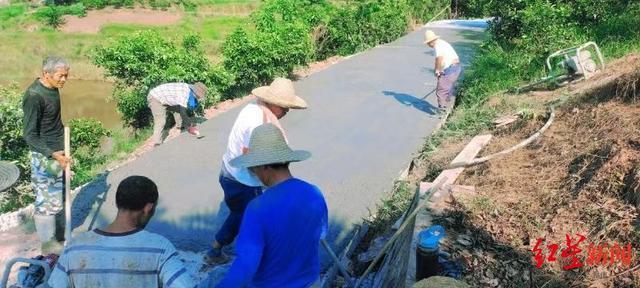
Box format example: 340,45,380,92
424,30,461,111
147,82,207,146
205,77,307,264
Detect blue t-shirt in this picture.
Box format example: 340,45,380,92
217,178,328,288
187,91,198,110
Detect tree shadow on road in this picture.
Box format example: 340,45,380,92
71,171,111,231
382,90,439,115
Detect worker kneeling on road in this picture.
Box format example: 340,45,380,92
205,77,308,264
207,123,328,287
424,30,461,111
147,82,207,146
47,176,196,288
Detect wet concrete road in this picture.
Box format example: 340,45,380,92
72,22,486,261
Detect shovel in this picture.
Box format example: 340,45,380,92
64,127,72,245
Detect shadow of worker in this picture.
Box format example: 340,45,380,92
382,90,438,115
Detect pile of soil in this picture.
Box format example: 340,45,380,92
422,54,640,287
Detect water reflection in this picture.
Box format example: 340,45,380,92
13,79,122,129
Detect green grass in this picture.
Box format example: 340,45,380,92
0,0,254,211
71,128,151,187
0,3,254,83
0,3,27,21
368,180,414,235
419,4,640,161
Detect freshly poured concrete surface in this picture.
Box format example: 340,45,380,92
71,23,486,262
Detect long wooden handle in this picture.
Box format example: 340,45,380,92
64,127,72,245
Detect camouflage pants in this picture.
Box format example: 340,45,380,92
30,151,64,216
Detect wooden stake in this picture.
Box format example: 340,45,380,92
64,126,72,245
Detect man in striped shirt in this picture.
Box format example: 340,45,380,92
148,82,207,146
47,176,195,288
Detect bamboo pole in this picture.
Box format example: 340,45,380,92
64,127,72,245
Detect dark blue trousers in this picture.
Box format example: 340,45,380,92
215,172,262,246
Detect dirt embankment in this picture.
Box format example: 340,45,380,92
61,8,182,34
418,54,640,287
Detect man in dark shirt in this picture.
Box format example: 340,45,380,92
22,56,71,254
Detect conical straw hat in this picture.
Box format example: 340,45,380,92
424,30,439,44
230,123,311,169
191,82,207,100
0,161,19,192
252,78,307,109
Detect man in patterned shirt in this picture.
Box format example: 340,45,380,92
147,82,207,146
47,176,196,288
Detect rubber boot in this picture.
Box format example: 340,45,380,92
54,211,66,242
34,214,64,254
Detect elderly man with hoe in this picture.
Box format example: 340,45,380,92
212,123,328,287
147,82,208,146
205,77,308,264
424,30,461,111
22,56,72,254
47,175,196,288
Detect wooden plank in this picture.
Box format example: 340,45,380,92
449,134,493,168
419,134,492,197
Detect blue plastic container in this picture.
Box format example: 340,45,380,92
416,225,445,281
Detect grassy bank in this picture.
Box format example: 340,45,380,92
0,0,257,213
0,1,257,83
421,2,640,160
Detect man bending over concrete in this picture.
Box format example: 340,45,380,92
148,82,207,146
213,123,328,287
47,176,195,288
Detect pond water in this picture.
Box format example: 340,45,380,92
15,79,122,130
60,80,121,129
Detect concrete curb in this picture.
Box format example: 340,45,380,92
0,204,34,232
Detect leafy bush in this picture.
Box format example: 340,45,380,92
35,6,66,29
37,3,87,18
69,118,109,186
0,4,27,22
0,85,33,212
79,0,134,9
318,0,409,58
456,0,639,108
406,0,450,23
252,0,333,33
79,0,109,9
69,118,110,151
222,22,313,91
0,84,28,170
60,3,88,17
92,31,217,128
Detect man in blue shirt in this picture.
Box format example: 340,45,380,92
214,123,328,287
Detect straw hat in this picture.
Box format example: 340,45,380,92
191,82,208,100
0,161,20,192
423,30,439,44
230,123,311,169
252,78,307,109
